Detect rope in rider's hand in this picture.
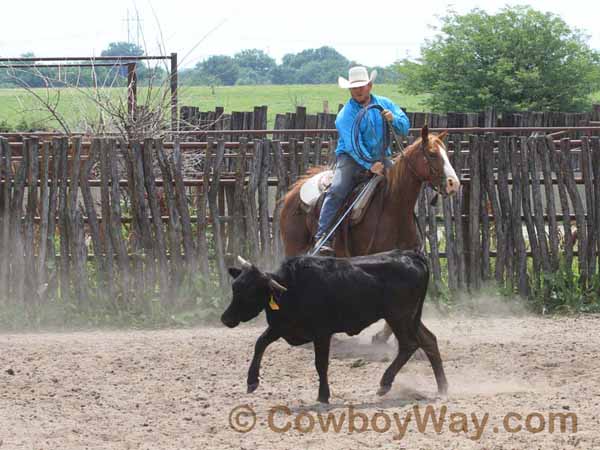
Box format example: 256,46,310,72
351,104,391,167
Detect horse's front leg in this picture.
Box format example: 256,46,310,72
247,326,280,393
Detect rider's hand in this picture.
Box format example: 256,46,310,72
370,161,384,176
381,109,393,122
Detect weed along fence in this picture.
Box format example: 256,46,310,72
0,131,600,315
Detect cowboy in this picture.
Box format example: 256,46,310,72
313,66,410,255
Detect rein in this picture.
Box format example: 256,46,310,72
388,126,445,199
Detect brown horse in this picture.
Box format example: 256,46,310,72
279,125,460,343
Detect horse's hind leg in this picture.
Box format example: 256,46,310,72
377,318,419,396
416,322,448,396
280,209,312,256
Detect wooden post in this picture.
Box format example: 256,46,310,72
271,140,288,264
156,140,183,284
171,140,196,272
79,140,104,278
560,138,588,287
519,138,540,291
496,137,514,292
508,137,528,297
57,138,70,298
197,144,211,277
37,141,51,302
528,137,551,277
107,139,130,293
0,138,11,298
24,138,39,302
207,139,228,288
581,137,596,278
537,136,559,271
142,139,170,294
170,52,178,131
482,134,505,284
127,62,137,121
99,139,115,299
244,140,262,262
467,135,481,291
68,137,85,303
450,135,467,290
258,139,272,262
231,138,248,259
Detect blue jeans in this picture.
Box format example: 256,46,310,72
315,154,365,240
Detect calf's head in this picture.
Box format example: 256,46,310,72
221,256,287,328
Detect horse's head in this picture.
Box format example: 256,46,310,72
409,125,460,197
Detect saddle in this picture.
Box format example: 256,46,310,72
299,170,386,226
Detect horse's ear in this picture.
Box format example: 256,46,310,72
437,130,448,141
421,125,429,142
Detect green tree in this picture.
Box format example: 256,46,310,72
99,41,151,85
279,46,350,84
397,6,600,112
233,49,276,84
101,41,144,57
196,55,239,86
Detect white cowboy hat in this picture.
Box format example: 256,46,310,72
338,66,377,89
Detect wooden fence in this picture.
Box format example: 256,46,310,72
180,104,600,137
0,133,599,307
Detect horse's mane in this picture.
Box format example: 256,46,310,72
387,133,445,193
387,139,421,193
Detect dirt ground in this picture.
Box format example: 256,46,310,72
0,311,599,450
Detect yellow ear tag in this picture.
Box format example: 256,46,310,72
269,294,280,311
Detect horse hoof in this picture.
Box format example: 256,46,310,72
247,382,259,394
317,396,330,404
377,384,391,396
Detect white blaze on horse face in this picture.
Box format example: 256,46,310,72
439,143,460,195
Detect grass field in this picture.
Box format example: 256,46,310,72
0,84,429,131
1,83,599,132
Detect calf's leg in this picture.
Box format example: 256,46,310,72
416,323,448,396
313,335,332,403
247,326,280,393
377,319,419,396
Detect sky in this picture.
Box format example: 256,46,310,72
1,0,599,69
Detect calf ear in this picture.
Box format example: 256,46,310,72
228,267,242,279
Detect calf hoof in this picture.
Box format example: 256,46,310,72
247,382,259,394
317,396,330,404
377,384,392,396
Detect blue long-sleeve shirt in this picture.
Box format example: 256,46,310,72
335,94,410,170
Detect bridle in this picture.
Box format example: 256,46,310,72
390,125,447,197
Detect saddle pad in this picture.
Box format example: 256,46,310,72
299,170,333,211
299,170,385,225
